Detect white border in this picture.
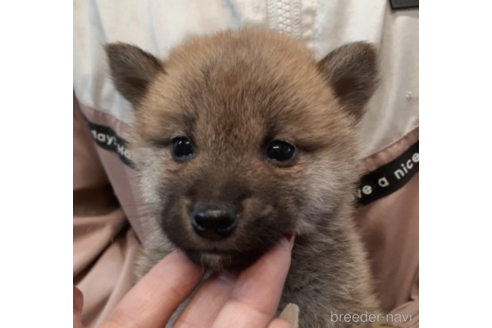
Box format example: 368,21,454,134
0,2,72,326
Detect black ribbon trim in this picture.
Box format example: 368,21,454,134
356,140,419,206
84,118,134,168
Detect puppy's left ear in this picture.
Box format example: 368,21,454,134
105,43,163,107
317,42,378,120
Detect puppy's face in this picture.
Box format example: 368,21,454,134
106,28,377,271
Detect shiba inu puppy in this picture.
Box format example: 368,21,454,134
106,27,379,327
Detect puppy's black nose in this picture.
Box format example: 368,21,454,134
191,204,237,240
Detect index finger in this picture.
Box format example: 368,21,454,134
212,236,294,328
102,251,203,328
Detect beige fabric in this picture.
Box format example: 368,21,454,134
74,97,139,328
76,104,145,240
355,128,419,327
73,98,418,327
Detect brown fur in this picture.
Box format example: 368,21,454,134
106,27,379,328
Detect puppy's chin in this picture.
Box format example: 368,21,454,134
184,249,267,272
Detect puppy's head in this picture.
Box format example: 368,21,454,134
106,28,378,271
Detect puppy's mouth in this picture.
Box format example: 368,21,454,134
184,248,267,272
182,232,293,272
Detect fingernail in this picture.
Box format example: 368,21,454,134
284,234,296,247
73,285,84,313
217,272,238,285
279,303,300,328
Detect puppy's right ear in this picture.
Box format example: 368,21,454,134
105,43,163,106
317,42,378,121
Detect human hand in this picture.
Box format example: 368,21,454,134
73,236,296,328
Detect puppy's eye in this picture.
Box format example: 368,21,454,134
267,140,296,162
171,137,194,160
